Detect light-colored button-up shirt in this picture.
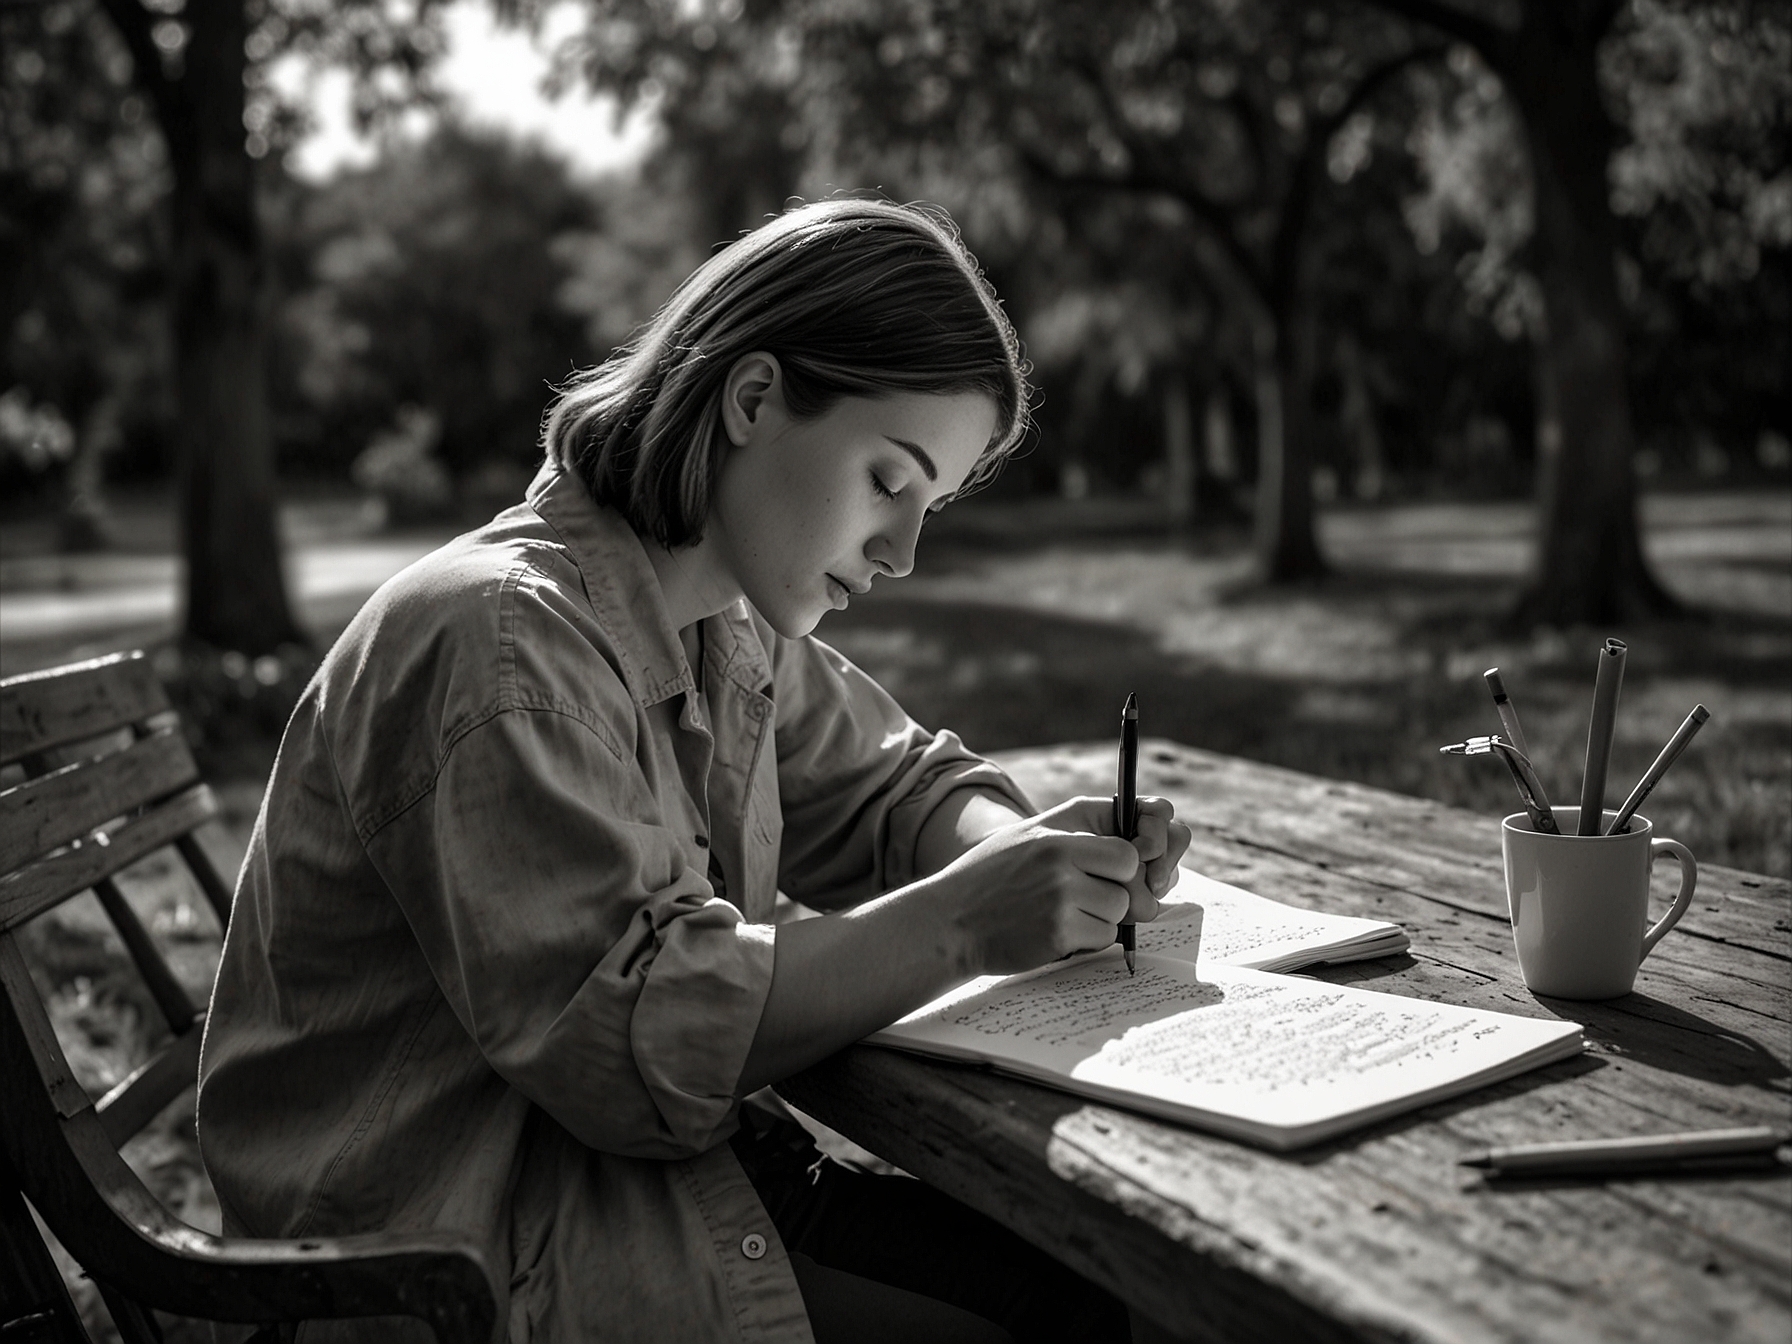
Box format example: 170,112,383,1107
196,461,1029,1342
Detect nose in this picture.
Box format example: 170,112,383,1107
867,514,921,579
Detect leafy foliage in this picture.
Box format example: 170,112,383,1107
267,123,598,480
5,0,1788,518
1,0,173,491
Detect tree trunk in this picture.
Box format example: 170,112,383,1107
1162,373,1196,530
1336,332,1385,501
101,0,304,654
170,0,302,653
1253,308,1327,581
1505,2,1678,625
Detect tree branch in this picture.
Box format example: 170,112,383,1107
94,0,168,99
1015,143,1271,306
1221,86,1271,204
1324,43,1448,143
1269,43,1447,316
93,0,190,153
1355,0,1518,71
1051,50,1272,300
1587,0,1628,41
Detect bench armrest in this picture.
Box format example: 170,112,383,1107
5,1091,500,1344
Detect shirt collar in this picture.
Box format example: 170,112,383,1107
526,460,771,708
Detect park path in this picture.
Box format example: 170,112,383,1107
0,537,445,659
0,496,446,677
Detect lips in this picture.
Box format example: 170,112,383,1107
826,574,869,609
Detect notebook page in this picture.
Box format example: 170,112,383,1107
1069,963,1576,1127
1145,869,1408,969
874,953,1580,1143
871,952,1219,1074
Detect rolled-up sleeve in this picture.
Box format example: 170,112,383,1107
770,634,1033,909
362,702,775,1160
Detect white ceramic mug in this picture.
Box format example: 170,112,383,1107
1501,806,1697,1000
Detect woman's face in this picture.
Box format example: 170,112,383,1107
708,362,998,639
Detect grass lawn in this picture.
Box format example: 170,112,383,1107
826,491,1790,879
10,486,1788,1338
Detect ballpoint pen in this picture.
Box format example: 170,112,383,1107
1606,705,1710,835
1115,692,1138,975
1440,735,1560,835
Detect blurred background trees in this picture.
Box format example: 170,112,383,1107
4,0,1788,644
268,124,598,494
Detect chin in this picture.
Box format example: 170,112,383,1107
754,598,825,641
779,610,827,640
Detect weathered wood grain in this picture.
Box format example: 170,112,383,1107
95,1025,204,1149
0,784,218,933
786,741,1792,1344
0,651,168,767
94,875,199,1034
1008,741,1790,959
0,726,199,873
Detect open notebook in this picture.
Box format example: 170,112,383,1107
1147,866,1409,971
868,876,1580,1150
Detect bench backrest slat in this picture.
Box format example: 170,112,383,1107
0,727,200,874
0,936,95,1122
0,783,218,934
94,1024,206,1150
0,652,169,768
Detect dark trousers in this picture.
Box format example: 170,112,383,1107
730,1115,1131,1344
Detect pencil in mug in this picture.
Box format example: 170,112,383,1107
1482,667,1531,760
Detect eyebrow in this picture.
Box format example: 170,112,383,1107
884,436,938,482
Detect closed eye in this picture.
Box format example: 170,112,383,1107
870,470,898,501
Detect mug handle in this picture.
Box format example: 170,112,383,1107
1640,838,1698,959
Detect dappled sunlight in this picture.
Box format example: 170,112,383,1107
819,492,1790,878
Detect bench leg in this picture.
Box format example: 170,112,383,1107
95,1280,165,1344
0,1177,91,1344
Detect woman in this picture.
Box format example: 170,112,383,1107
198,198,1190,1343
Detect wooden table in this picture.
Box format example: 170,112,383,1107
782,740,1792,1344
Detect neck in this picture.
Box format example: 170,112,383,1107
642,530,741,633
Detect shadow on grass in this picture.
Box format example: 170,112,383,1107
820,595,1302,758
820,535,1791,877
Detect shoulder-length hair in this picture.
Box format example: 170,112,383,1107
542,198,1033,548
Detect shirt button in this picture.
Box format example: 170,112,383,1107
740,1232,767,1260
695,834,709,848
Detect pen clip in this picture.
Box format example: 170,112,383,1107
1440,735,1560,835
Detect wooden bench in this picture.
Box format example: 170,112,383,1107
1,651,500,1344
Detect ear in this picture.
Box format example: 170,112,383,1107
720,352,785,448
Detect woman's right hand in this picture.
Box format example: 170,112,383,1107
927,796,1145,975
